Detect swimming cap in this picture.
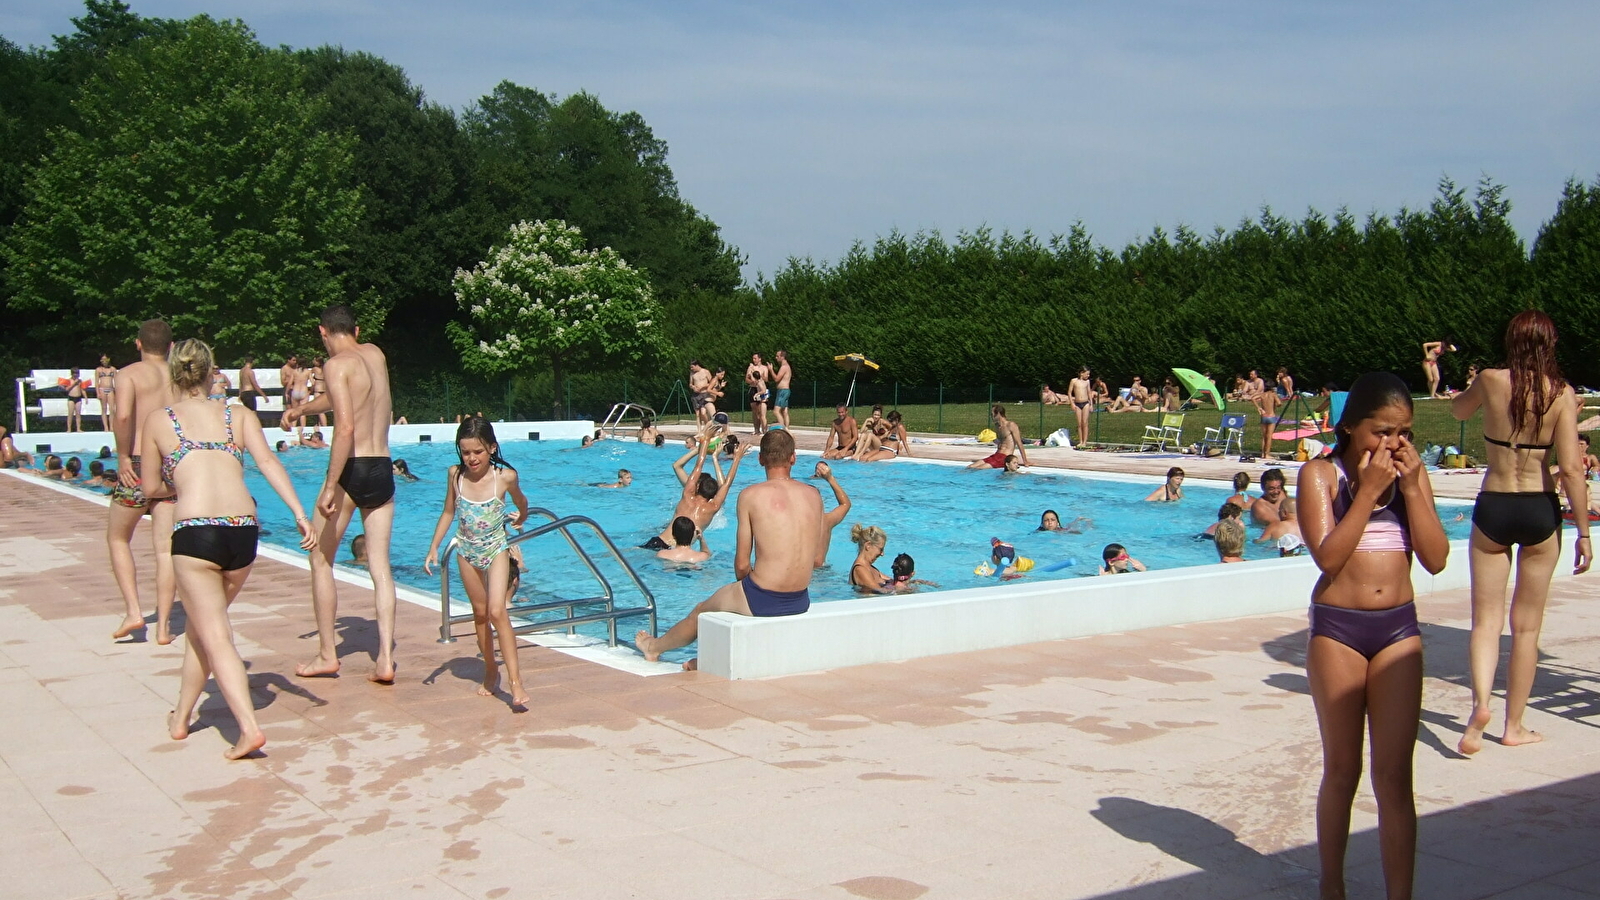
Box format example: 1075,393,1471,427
713,412,730,425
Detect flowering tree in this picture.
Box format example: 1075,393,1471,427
449,219,669,416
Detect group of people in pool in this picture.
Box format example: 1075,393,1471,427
88,308,403,760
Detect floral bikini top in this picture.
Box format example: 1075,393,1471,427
162,404,243,485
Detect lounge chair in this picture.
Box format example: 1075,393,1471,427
1140,413,1184,452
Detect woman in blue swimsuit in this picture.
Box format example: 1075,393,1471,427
424,417,532,710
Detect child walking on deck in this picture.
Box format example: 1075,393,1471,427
424,417,532,710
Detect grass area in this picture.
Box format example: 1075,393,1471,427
663,396,1491,461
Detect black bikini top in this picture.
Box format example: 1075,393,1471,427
1484,435,1553,451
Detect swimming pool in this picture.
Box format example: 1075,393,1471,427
58,436,1474,661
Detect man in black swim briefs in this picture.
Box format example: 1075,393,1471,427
635,429,824,670
281,304,400,684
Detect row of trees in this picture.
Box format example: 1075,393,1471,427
5,2,1600,426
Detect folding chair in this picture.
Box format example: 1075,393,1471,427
1139,413,1185,451
1201,413,1246,457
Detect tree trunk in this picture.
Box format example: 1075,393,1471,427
550,353,564,420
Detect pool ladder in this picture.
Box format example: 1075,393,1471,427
436,507,657,646
599,402,656,439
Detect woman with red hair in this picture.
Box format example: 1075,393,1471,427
1452,310,1592,754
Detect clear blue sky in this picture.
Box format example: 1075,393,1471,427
6,1,1599,281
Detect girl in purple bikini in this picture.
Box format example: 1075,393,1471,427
1297,371,1449,900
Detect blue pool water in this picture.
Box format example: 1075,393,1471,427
62,439,1474,658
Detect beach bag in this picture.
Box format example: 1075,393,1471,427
1044,428,1073,449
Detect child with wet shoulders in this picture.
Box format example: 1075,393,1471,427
889,553,938,591
423,417,532,711
1200,500,1242,539
24,454,67,478
84,459,118,487
1214,518,1246,563
1227,472,1251,509
1144,467,1185,501
349,534,368,568
1295,371,1448,900
657,515,711,564
1098,543,1146,574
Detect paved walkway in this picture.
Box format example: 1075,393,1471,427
1,473,1597,899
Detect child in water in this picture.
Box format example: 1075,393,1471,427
889,554,938,590
1098,543,1146,575
1297,371,1448,900
423,417,532,710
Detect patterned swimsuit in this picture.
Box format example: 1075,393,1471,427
455,467,509,569
164,405,254,530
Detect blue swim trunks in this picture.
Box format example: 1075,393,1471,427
742,574,809,617
775,388,791,409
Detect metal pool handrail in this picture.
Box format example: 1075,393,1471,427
436,507,657,646
599,402,656,439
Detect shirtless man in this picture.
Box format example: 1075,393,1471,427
822,403,858,459
636,429,823,669
656,516,711,564
641,441,746,549
1251,468,1289,525
771,350,793,429
281,355,307,442
968,404,1030,469
745,353,771,434
1066,367,1094,447
688,360,713,429
280,306,399,683
237,354,264,411
810,461,852,565
107,319,178,642
94,355,118,431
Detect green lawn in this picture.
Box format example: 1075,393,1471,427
664,397,1490,461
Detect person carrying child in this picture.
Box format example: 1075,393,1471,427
423,417,532,711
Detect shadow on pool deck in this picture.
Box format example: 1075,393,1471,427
2,471,1597,900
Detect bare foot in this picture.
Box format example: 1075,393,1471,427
1459,706,1491,755
112,616,146,640
510,682,530,711
225,729,266,760
368,659,397,685
294,655,340,678
682,658,698,671
168,710,189,741
1502,726,1544,747
635,630,660,662
155,622,174,646
479,660,499,698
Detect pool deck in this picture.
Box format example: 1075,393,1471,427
4,469,1599,899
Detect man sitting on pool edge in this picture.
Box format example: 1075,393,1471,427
636,429,824,670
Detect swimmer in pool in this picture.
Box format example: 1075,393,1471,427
595,469,632,489
657,516,711,564
889,553,938,590
848,524,895,593
1214,518,1246,563
1037,509,1090,533
636,430,824,670
1098,543,1146,575
984,538,1035,579
1144,467,1185,502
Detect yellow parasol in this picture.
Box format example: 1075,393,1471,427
833,353,880,409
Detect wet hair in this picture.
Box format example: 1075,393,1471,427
1215,519,1246,558
850,523,886,547
276,440,288,451
1232,472,1250,492
99,446,112,458
640,415,652,428
618,469,631,478
393,458,413,477
722,434,740,454
1166,467,1184,480
1261,467,1286,488
670,516,696,546
64,456,82,476
695,472,719,500
168,339,214,392
320,304,357,335
1216,502,1241,521
1038,509,1060,530
1332,372,1413,458
891,553,915,580
1503,310,1566,438
138,319,173,354
759,428,795,466
44,455,62,470
89,460,104,477
351,534,367,559
1102,543,1127,562
653,434,665,447
1280,496,1298,518
455,416,513,470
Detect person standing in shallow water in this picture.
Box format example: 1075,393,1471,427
1297,371,1448,900
1452,311,1592,755
281,305,399,684
144,339,318,759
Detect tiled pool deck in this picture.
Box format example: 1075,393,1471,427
2,456,1598,899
